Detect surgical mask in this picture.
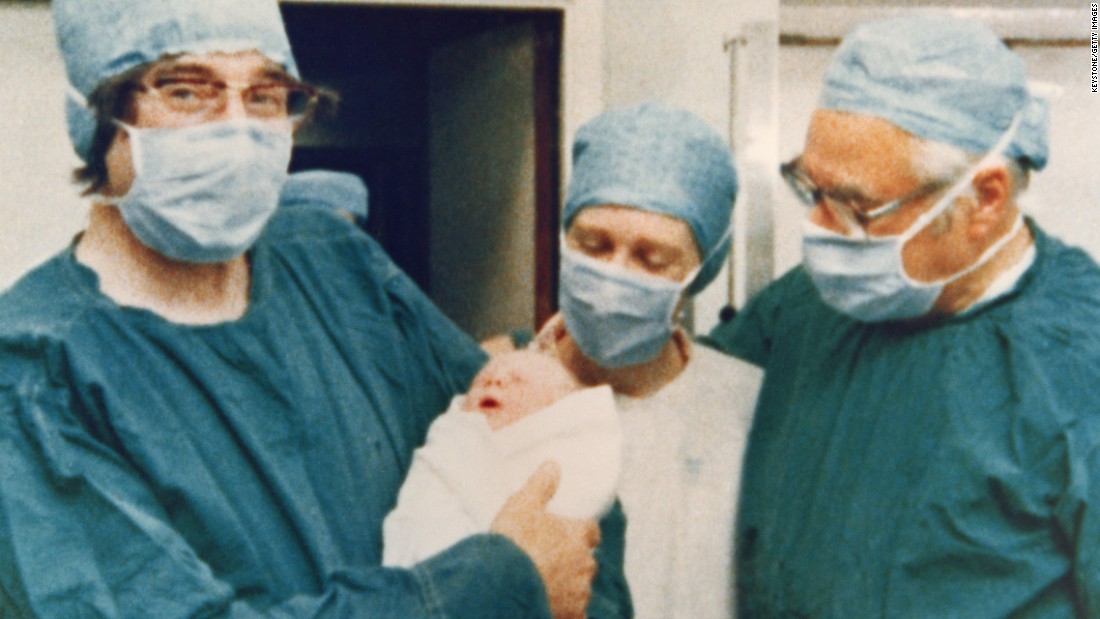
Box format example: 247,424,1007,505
559,245,698,368
558,225,732,369
802,115,1024,322
103,118,292,263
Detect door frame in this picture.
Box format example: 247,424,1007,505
284,0,604,328
284,0,605,163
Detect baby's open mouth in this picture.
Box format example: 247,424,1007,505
478,397,501,410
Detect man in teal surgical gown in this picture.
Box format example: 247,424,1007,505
706,15,1100,618
0,0,629,617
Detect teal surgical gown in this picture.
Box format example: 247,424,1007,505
706,221,1100,617
0,208,628,618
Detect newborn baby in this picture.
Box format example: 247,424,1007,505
462,349,583,429
382,350,621,567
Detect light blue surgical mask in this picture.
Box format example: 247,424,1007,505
559,245,699,369
558,222,733,370
802,115,1023,323
103,118,292,263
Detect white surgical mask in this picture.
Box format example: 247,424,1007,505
802,115,1023,323
103,118,292,263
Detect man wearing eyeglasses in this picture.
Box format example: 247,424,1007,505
706,15,1100,618
0,0,630,617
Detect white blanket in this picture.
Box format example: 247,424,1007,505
382,385,621,567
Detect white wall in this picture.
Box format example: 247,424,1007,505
0,4,87,292
600,0,780,332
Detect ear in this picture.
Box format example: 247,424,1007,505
965,166,1011,241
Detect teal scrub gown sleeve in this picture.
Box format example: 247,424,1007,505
1064,453,1100,616
704,267,805,367
375,249,489,428
587,500,634,619
1048,370,1100,617
1048,431,1100,617
0,364,547,619
0,207,614,618
0,210,547,618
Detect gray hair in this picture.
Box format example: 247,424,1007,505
910,137,1030,198
908,136,1029,235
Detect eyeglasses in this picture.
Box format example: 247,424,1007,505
135,76,319,124
779,159,945,229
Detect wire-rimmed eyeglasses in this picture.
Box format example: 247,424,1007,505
779,158,946,230
134,75,320,125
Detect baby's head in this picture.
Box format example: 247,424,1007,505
463,350,580,430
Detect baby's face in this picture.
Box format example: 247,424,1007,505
463,350,578,430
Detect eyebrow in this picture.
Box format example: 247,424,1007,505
793,158,879,204
149,61,294,83
568,222,607,235
258,66,296,83
148,63,213,81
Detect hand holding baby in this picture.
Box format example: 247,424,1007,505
466,351,599,617
491,461,600,619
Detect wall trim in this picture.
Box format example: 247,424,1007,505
780,6,1085,44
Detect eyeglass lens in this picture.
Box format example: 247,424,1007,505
150,78,315,120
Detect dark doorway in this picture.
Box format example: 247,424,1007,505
281,4,562,338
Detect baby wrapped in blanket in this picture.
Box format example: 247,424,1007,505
382,349,622,566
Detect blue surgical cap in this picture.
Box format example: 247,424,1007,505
820,15,1049,170
563,102,738,295
53,0,299,162
280,171,369,221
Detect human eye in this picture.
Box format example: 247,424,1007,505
154,78,212,105
637,248,678,276
820,191,868,220
245,84,290,117
642,252,671,269
157,78,210,101
571,232,610,257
